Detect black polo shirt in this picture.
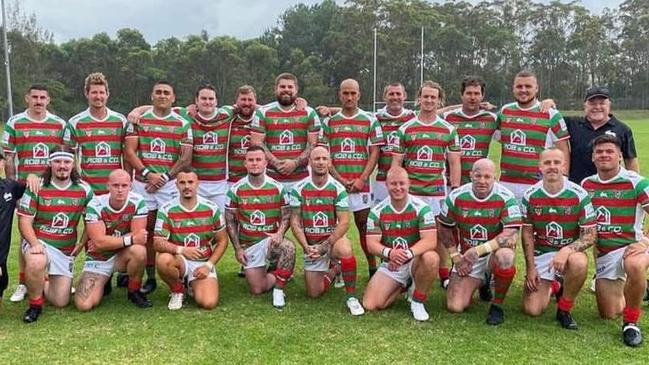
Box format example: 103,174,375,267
566,114,637,184
0,179,25,262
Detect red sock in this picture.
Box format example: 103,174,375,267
557,296,574,312
19,272,25,283
127,279,142,293
439,267,450,281
412,290,427,303
273,269,292,289
170,281,184,294
340,256,357,295
623,307,641,323
550,280,561,296
492,266,516,305
29,296,44,306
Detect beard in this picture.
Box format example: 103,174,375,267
276,93,296,106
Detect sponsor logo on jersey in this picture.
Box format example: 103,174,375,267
417,145,433,161
387,131,399,146
596,206,611,225
341,138,355,153
470,224,487,240
151,138,166,153
546,221,563,240
250,210,266,226
280,130,294,145
95,141,111,157
184,233,200,247
52,212,69,229
241,135,251,149
460,135,476,151
392,236,408,249
203,131,218,145
313,211,328,228
510,129,526,146
33,143,49,158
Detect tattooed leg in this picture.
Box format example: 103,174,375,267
268,238,295,289
73,272,107,311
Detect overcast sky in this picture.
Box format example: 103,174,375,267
19,0,621,44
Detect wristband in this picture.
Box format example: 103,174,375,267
204,261,214,270
176,246,184,255
140,168,151,179
161,172,171,183
475,239,497,256
123,235,133,247
449,251,461,259
405,249,414,260
381,247,392,259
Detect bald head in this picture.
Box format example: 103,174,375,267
340,78,359,90
310,145,332,177
107,169,132,206
310,145,330,159
386,166,408,182
108,169,131,183
472,158,496,175
470,159,496,198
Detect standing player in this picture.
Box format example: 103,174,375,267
289,146,364,315
496,71,570,201
18,146,94,323
154,167,228,310
225,146,295,308
3,84,67,302
124,80,193,294
391,80,461,288
362,167,439,321
443,76,498,185
373,83,416,204
439,159,521,325
65,72,128,195
321,78,385,277
74,169,151,311
251,73,320,192
521,148,596,329
582,134,649,347
228,85,259,185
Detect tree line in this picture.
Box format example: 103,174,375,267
0,0,647,120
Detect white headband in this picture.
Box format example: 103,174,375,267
48,151,74,162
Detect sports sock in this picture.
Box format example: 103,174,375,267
273,269,292,289
127,279,142,293
623,306,641,323
492,266,516,305
359,235,377,275
323,263,340,291
412,290,427,303
169,281,184,294
557,296,574,312
439,267,450,282
340,256,357,296
28,295,44,307
19,272,25,284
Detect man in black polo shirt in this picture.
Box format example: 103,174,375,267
566,86,638,184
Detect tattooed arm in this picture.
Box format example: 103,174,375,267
522,224,540,292
167,144,193,179
290,206,310,252
550,225,597,274
250,132,280,169
294,132,318,168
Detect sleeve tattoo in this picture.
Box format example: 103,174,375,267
225,209,243,251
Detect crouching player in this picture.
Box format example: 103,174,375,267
521,148,596,329
439,159,521,325
362,167,439,321
75,169,152,311
289,146,364,315
154,167,228,310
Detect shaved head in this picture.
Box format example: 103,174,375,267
539,147,565,162
386,166,408,182
340,78,359,90
472,158,495,174
108,169,131,183
310,145,330,159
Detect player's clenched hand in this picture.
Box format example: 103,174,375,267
132,229,148,245
550,246,571,273
29,243,45,255
389,248,410,266
235,249,248,266
277,160,298,175
316,105,332,117
350,178,365,193
624,242,647,259
127,110,143,125
295,97,307,111
193,265,209,280
182,247,204,260
525,267,540,292
306,245,320,259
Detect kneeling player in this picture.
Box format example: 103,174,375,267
362,167,439,321
439,159,521,325
75,169,152,311
521,149,596,329
154,168,228,310
225,146,295,308
582,134,649,347
290,146,363,315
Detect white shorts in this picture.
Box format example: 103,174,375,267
244,238,271,269
377,261,414,287
533,251,558,281
349,192,372,212
411,195,444,216
303,254,330,272
132,179,179,211
83,255,117,277
595,246,649,281
451,253,491,282
499,181,532,204
198,180,227,213
282,181,299,195
180,256,217,283
22,240,74,278
372,181,388,205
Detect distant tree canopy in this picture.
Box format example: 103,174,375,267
0,0,647,120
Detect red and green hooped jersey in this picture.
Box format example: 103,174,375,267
2,111,66,183
581,168,649,255
393,116,460,197
154,197,225,262
367,195,436,249
65,108,128,194
289,176,349,246
125,109,192,183
443,108,498,185
497,102,569,185
253,102,320,182
439,183,522,253
173,106,233,182
228,113,255,183
522,179,596,255
84,191,148,261
17,181,94,255
374,107,416,181
226,175,288,249
321,110,385,193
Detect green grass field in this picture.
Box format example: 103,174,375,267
1,111,648,364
